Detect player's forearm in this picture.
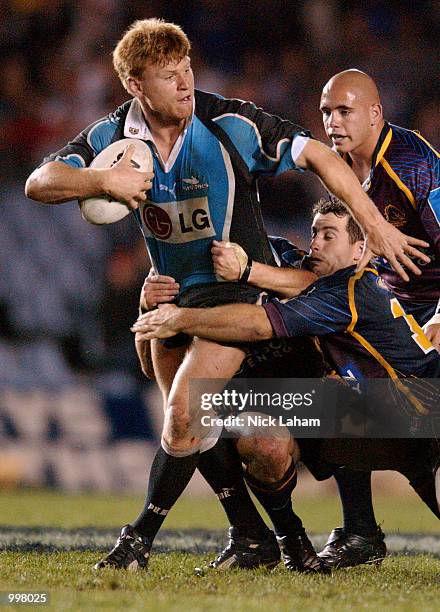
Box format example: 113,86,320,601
178,304,273,342
299,140,383,232
25,162,107,204
248,263,317,297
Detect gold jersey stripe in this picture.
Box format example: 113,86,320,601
411,130,440,159
347,269,429,416
379,157,416,208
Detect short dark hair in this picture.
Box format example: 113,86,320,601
312,198,364,244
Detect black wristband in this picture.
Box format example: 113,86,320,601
240,258,253,283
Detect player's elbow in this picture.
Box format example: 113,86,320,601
250,313,273,341
25,169,46,202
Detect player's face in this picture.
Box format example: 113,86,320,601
319,84,376,155
306,213,363,276
129,56,194,125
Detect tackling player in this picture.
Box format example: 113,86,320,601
25,20,429,572
317,69,440,568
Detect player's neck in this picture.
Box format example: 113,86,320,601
348,154,373,183
348,125,384,184
142,107,190,162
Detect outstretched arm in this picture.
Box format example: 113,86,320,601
211,240,316,297
131,303,273,343
295,139,430,281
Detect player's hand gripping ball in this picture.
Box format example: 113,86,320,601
79,138,153,225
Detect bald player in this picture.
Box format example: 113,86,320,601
318,69,440,569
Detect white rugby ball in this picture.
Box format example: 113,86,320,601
79,138,153,225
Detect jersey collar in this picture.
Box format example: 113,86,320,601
370,121,393,169
123,98,194,172
124,97,155,141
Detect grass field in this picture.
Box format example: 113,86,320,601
0,489,439,611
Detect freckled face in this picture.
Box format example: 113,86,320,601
131,56,194,124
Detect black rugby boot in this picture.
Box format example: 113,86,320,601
318,526,386,569
94,525,151,570
209,527,280,570
277,530,331,573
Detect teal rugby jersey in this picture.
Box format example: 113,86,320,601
42,90,310,294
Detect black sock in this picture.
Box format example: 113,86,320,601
197,438,269,539
132,446,199,541
245,461,303,538
334,468,378,537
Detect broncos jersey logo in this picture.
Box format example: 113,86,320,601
383,204,406,228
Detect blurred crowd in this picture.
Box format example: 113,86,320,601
1,0,439,180
1,0,439,385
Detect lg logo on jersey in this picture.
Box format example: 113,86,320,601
142,198,215,243
143,204,172,239
180,208,210,233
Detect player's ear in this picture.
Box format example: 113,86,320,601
126,77,143,98
370,103,382,126
353,240,365,261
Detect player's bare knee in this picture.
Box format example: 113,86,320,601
162,414,200,455
237,436,291,481
164,402,191,439
162,431,200,455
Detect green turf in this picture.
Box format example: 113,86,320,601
0,552,439,611
0,488,438,533
0,490,439,611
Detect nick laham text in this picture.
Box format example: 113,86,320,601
201,414,321,428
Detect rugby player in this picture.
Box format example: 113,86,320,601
317,69,440,568
139,270,329,573
25,19,430,572
133,199,440,570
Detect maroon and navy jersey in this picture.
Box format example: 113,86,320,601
352,122,440,303
263,243,440,421
263,264,439,381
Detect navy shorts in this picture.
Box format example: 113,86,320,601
160,282,264,349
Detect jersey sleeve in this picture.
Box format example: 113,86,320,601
212,99,312,177
262,281,352,338
416,146,440,253
39,114,120,169
268,236,306,268
394,133,440,253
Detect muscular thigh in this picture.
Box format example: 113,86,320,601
169,337,246,403
162,338,247,447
